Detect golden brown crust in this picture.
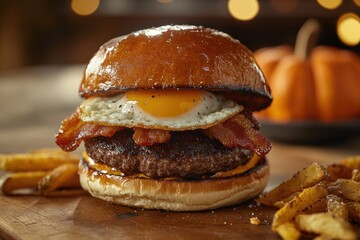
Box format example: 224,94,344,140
79,25,272,111
78,157,269,211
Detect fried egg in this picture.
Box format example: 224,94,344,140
79,90,243,130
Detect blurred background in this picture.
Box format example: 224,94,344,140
0,0,359,152
0,0,359,71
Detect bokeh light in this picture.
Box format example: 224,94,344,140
337,13,360,46
228,0,259,21
316,0,342,9
353,0,360,7
71,0,100,16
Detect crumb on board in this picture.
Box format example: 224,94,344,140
250,217,261,225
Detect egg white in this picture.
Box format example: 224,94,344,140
79,91,243,130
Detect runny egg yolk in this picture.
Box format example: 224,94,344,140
125,89,203,118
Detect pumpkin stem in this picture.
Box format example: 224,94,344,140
294,19,320,60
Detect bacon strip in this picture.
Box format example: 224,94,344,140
133,128,171,146
55,111,123,152
203,112,271,156
55,111,171,151
55,110,270,155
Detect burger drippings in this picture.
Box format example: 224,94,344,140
82,151,265,180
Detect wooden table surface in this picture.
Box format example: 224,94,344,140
0,66,359,240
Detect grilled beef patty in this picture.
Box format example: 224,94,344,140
85,130,253,179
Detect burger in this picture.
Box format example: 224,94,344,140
55,25,272,211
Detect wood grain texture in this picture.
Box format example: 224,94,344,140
0,195,277,240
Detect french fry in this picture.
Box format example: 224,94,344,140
273,192,300,208
313,235,333,240
351,169,360,182
342,155,360,170
303,197,327,214
258,159,360,240
29,148,66,155
275,222,301,240
328,179,360,201
259,163,327,206
272,185,328,230
0,148,83,196
296,213,357,240
344,200,360,222
0,151,79,172
38,163,80,195
326,194,348,220
63,172,82,189
327,164,352,181
1,171,48,194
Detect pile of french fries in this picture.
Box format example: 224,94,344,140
0,149,82,196
258,156,360,240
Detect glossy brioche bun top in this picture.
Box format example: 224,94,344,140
79,25,272,111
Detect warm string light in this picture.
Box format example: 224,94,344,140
337,13,360,46
71,0,100,16
68,0,359,48
227,0,259,21
316,0,342,9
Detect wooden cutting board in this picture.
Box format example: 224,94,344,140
0,193,280,240
2,193,360,240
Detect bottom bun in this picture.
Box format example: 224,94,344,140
79,157,269,211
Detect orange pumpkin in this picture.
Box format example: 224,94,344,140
255,21,360,122
311,46,360,121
